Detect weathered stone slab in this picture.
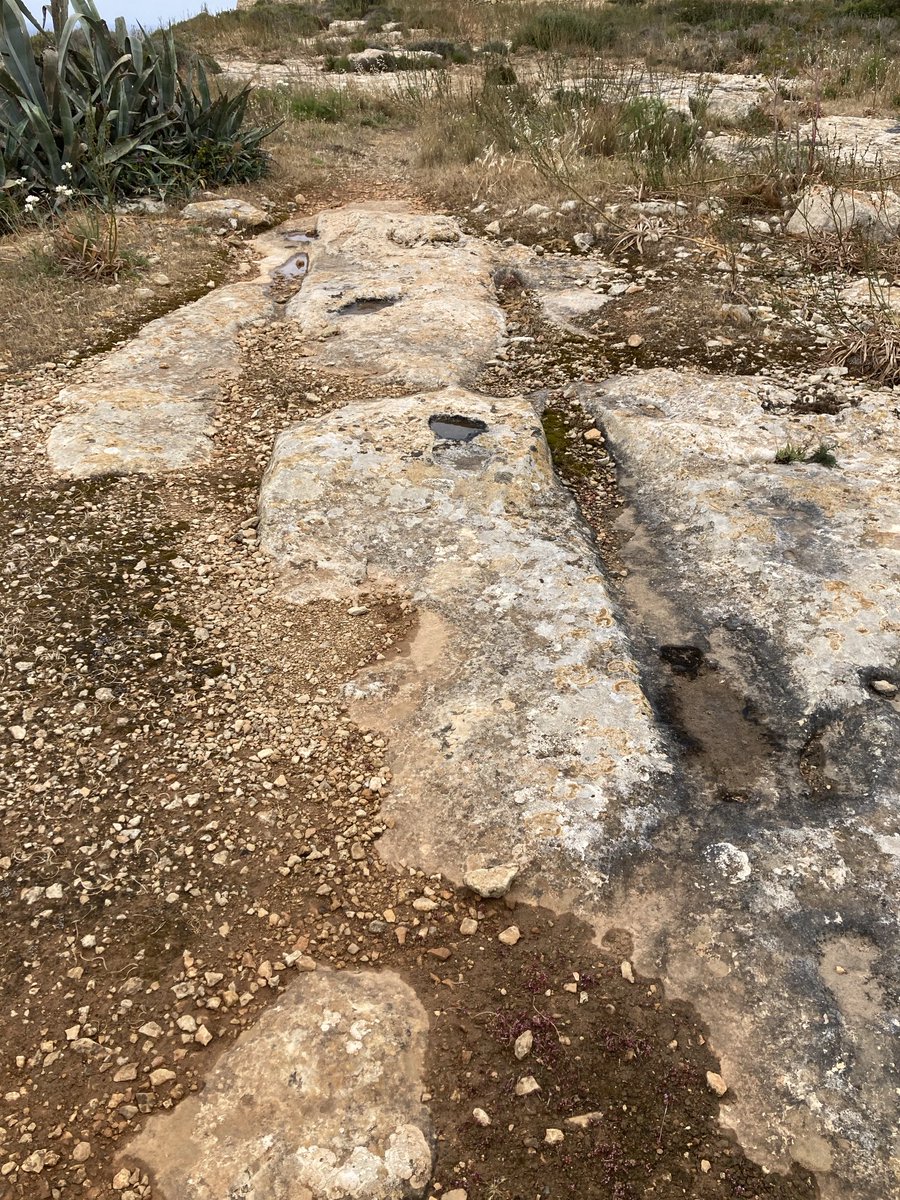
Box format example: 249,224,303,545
786,183,900,241
284,204,505,387
580,368,900,1200
802,114,900,169
258,386,670,889
123,969,432,1199
586,367,900,723
181,197,271,229
45,233,298,478
46,390,214,478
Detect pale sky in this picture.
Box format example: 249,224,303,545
43,0,235,31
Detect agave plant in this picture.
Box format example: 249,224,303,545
0,0,275,205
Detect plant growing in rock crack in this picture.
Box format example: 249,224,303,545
775,440,838,466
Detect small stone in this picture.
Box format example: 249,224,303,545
871,678,897,697
583,428,603,442
472,1107,491,1126
459,917,478,935
297,955,317,972
706,1070,728,1097
72,1142,92,1162
498,925,521,946
412,897,437,912
620,960,635,984
514,1030,533,1059
701,1159,711,1173
544,1128,565,1145
565,1111,603,1129
114,1064,138,1082
149,1068,177,1088
835,965,847,975
515,1075,540,1096
195,1026,213,1046
464,864,518,897
627,333,644,348
45,882,63,900
112,1168,131,1190
9,726,25,741
150,272,171,287
138,1022,163,1039
444,1190,468,1200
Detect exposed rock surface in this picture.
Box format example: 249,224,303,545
803,114,900,168
181,197,271,229
580,368,900,1200
285,204,505,387
786,183,900,241
45,233,292,477
46,202,502,477
258,386,669,886
46,389,215,477
124,969,432,1199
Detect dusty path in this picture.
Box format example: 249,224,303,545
0,195,897,1200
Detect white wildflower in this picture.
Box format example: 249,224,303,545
24,194,40,210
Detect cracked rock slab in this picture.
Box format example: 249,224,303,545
258,386,669,893
123,969,432,1200
284,204,505,388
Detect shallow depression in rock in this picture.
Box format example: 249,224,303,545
428,413,488,442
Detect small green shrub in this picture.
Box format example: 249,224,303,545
775,442,807,464
775,441,838,466
808,442,838,467
513,7,620,52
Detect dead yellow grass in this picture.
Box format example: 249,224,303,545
0,215,232,375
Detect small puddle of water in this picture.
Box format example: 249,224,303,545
340,297,399,315
272,253,309,282
428,414,488,442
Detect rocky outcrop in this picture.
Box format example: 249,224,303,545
285,204,505,387
786,183,900,241
580,368,900,1200
181,197,271,229
124,969,432,1199
46,204,504,477
258,385,670,888
45,234,290,477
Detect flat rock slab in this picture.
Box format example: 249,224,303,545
46,233,300,478
786,183,900,242
284,204,505,388
580,368,900,1200
124,969,432,1199
258,386,669,891
181,197,271,229
803,114,900,169
586,367,900,725
46,389,214,477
